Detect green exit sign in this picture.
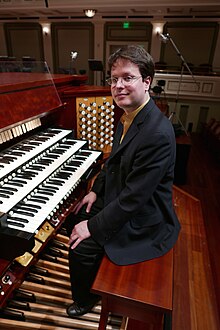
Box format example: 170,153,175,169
123,22,130,29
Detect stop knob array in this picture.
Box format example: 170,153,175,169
76,96,115,152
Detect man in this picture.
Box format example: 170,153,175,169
66,45,180,317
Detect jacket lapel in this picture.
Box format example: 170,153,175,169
110,99,155,158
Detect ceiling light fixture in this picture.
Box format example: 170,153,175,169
84,9,96,18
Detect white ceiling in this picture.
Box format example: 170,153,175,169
0,0,220,20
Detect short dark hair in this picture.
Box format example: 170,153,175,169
108,45,155,82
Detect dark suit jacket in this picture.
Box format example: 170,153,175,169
88,98,180,265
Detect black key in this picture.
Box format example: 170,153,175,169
46,154,59,159
18,201,41,209
16,206,38,213
0,193,9,198
42,185,58,192
34,137,49,142
44,132,56,137
48,179,64,186
29,165,46,171
41,186,57,193
13,210,35,217
38,189,54,196
0,159,10,164
7,182,24,188
52,149,65,155
10,151,25,156
55,172,71,179
7,220,25,228
9,180,25,187
8,216,29,223
0,189,14,195
75,156,87,161
41,158,54,164
69,160,83,166
23,170,38,176
37,160,51,166
16,174,33,180
27,141,41,146
3,156,17,161
78,151,91,156
63,166,77,172
64,141,76,146
34,194,50,201
20,146,34,151
2,186,18,192
29,197,47,204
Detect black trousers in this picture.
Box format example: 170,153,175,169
65,198,104,306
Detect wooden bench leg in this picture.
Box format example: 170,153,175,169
98,298,109,330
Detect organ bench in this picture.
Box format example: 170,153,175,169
92,186,220,330
92,249,173,330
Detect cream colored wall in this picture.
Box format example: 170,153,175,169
167,100,220,132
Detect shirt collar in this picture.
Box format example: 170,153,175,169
120,98,149,125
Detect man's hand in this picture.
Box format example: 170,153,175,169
73,191,97,215
69,220,91,250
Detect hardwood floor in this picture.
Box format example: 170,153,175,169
177,133,220,316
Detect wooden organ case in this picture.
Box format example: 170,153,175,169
0,67,122,330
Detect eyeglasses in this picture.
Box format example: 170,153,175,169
106,76,142,87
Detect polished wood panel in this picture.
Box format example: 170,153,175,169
179,133,220,318
92,246,173,329
172,186,219,329
0,73,87,130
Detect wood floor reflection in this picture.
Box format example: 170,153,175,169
177,132,220,315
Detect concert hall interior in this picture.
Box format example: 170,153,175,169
0,1,220,329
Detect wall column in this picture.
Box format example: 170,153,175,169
0,23,7,56
40,22,53,72
94,21,105,85
150,21,165,62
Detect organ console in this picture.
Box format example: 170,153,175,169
0,68,121,329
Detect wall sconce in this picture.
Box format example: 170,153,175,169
155,26,162,35
153,23,165,36
84,9,96,18
43,26,49,36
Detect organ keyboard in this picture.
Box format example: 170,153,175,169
0,127,102,260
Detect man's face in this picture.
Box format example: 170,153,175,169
110,58,151,113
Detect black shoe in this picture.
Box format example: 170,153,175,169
67,301,97,317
